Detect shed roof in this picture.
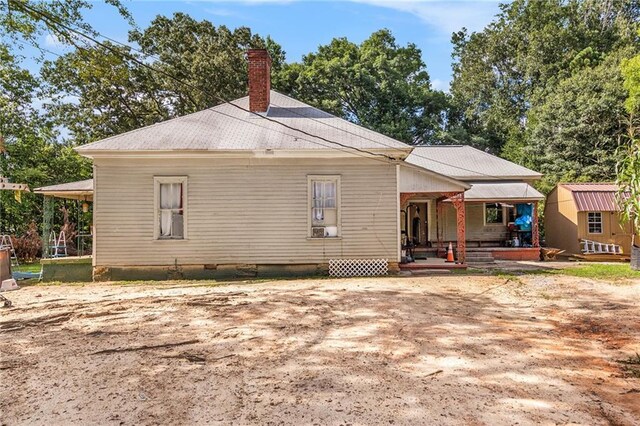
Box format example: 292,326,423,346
460,182,544,202
76,91,412,157
34,179,93,201
405,146,542,181
560,183,622,212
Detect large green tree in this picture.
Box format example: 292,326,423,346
0,0,131,234
450,0,639,158
524,51,631,192
41,13,285,143
274,29,450,144
129,13,285,116
616,36,640,243
0,44,91,234
1,0,132,53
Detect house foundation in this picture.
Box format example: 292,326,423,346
92,261,400,282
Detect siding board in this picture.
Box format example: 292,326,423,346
94,157,398,266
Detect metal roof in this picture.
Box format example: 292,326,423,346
561,183,618,192
34,179,93,201
76,91,412,155
560,183,622,212
405,146,542,181
459,182,544,201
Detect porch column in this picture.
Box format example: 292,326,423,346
443,192,466,264
532,200,540,247
455,194,466,264
436,198,444,252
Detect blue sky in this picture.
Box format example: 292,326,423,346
39,0,505,92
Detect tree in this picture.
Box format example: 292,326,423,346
450,0,639,156
274,29,450,145
616,39,640,254
42,13,286,143
40,43,168,145
525,51,630,193
0,0,134,236
128,13,285,116
0,43,91,235
1,0,133,54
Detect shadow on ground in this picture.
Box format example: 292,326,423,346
1,276,638,425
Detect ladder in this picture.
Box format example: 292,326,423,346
48,231,68,258
580,239,623,254
0,234,19,267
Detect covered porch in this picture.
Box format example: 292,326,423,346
399,176,544,268
33,179,94,282
398,163,470,267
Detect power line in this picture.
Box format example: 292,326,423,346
13,0,398,164
72,16,513,181
13,0,532,182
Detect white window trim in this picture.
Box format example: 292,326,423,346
307,175,341,238
154,176,188,240
587,211,603,235
483,202,506,226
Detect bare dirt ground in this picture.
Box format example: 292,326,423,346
1,274,639,426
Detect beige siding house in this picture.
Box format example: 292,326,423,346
74,49,544,280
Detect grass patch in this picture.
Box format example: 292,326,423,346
559,264,640,281
13,262,41,273
486,263,640,282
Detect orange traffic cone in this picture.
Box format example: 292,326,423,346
445,242,455,263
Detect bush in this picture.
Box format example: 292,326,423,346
12,222,43,262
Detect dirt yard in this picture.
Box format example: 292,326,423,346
1,274,639,425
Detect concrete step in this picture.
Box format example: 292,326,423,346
466,256,495,262
465,252,495,264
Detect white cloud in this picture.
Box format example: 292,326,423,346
351,1,502,35
196,1,503,36
431,78,450,91
45,33,63,48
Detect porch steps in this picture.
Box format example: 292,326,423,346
465,251,495,264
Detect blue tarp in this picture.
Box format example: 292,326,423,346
12,271,41,280
515,203,533,231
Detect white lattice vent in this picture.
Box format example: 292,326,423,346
329,258,388,277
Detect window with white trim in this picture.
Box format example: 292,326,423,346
154,176,187,239
484,203,504,225
308,175,340,238
587,212,602,234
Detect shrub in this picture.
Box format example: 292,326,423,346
11,222,43,262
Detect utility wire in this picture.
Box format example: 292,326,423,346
13,0,535,183
13,0,398,163
63,12,512,181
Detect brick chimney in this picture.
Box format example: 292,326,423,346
247,49,271,113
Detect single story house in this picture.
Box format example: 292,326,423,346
545,183,633,256
71,49,543,281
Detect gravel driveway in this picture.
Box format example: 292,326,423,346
1,275,639,425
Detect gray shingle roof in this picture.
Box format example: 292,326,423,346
76,91,412,154
405,146,542,181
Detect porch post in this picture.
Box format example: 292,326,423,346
455,193,466,264
532,200,540,247
42,195,54,259
436,198,444,253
